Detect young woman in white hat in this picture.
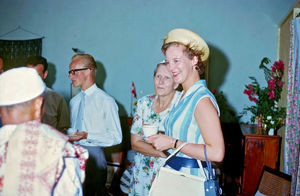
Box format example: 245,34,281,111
147,28,225,178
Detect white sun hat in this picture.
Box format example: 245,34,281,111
163,28,210,62
0,67,45,106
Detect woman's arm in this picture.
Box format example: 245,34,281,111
131,133,166,158
179,97,224,162
130,95,166,158
147,97,225,162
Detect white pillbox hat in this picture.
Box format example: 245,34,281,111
163,28,210,62
0,67,45,106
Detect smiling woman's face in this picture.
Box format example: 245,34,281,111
165,44,195,85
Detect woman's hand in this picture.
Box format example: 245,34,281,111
146,134,175,151
131,133,167,157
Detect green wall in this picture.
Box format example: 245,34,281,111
0,0,296,121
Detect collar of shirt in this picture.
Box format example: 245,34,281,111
81,83,97,96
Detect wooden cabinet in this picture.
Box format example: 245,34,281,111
241,134,281,195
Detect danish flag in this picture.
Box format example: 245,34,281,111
131,82,137,98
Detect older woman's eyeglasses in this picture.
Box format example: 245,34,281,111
68,68,91,75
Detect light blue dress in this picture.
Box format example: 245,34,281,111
164,80,220,177
129,91,181,196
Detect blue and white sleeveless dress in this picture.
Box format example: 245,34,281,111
164,80,220,177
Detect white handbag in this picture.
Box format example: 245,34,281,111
149,143,207,196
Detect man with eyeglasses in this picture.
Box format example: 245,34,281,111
26,56,70,133
67,53,122,196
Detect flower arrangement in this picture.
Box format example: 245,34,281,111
242,57,286,135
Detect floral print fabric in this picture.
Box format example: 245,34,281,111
284,18,300,196
128,92,180,196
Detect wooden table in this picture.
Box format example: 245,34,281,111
241,134,281,195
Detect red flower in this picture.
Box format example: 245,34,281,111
211,89,217,95
244,85,254,95
249,96,258,102
149,161,154,168
149,95,155,100
243,89,250,96
244,85,258,102
267,90,275,100
268,79,276,90
242,58,286,132
277,60,284,71
0,176,3,187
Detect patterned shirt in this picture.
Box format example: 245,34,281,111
0,121,88,195
129,91,181,196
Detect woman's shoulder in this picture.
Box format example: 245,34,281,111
192,82,214,99
137,94,156,104
194,87,220,115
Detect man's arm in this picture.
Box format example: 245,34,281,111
53,143,88,195
68,98,122,147
57,95,71,133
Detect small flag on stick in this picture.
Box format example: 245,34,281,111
131,82,137,98
130,82,137,117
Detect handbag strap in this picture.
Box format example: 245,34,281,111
204,145,214,180
161,143,215,180
161,142,187,167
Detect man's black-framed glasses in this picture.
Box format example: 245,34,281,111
68,68,91,75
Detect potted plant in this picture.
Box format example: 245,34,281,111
241,57,286,135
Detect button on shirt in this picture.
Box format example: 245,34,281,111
69,84,122,147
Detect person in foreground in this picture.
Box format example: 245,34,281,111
26,56,70,133
67,54,122,196
0,55,3,128
0,67,88,195
147,28,225,178
129,62,180,195
0,55,3,74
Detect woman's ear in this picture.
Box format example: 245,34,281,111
192,56,199,66
191,56,199,71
